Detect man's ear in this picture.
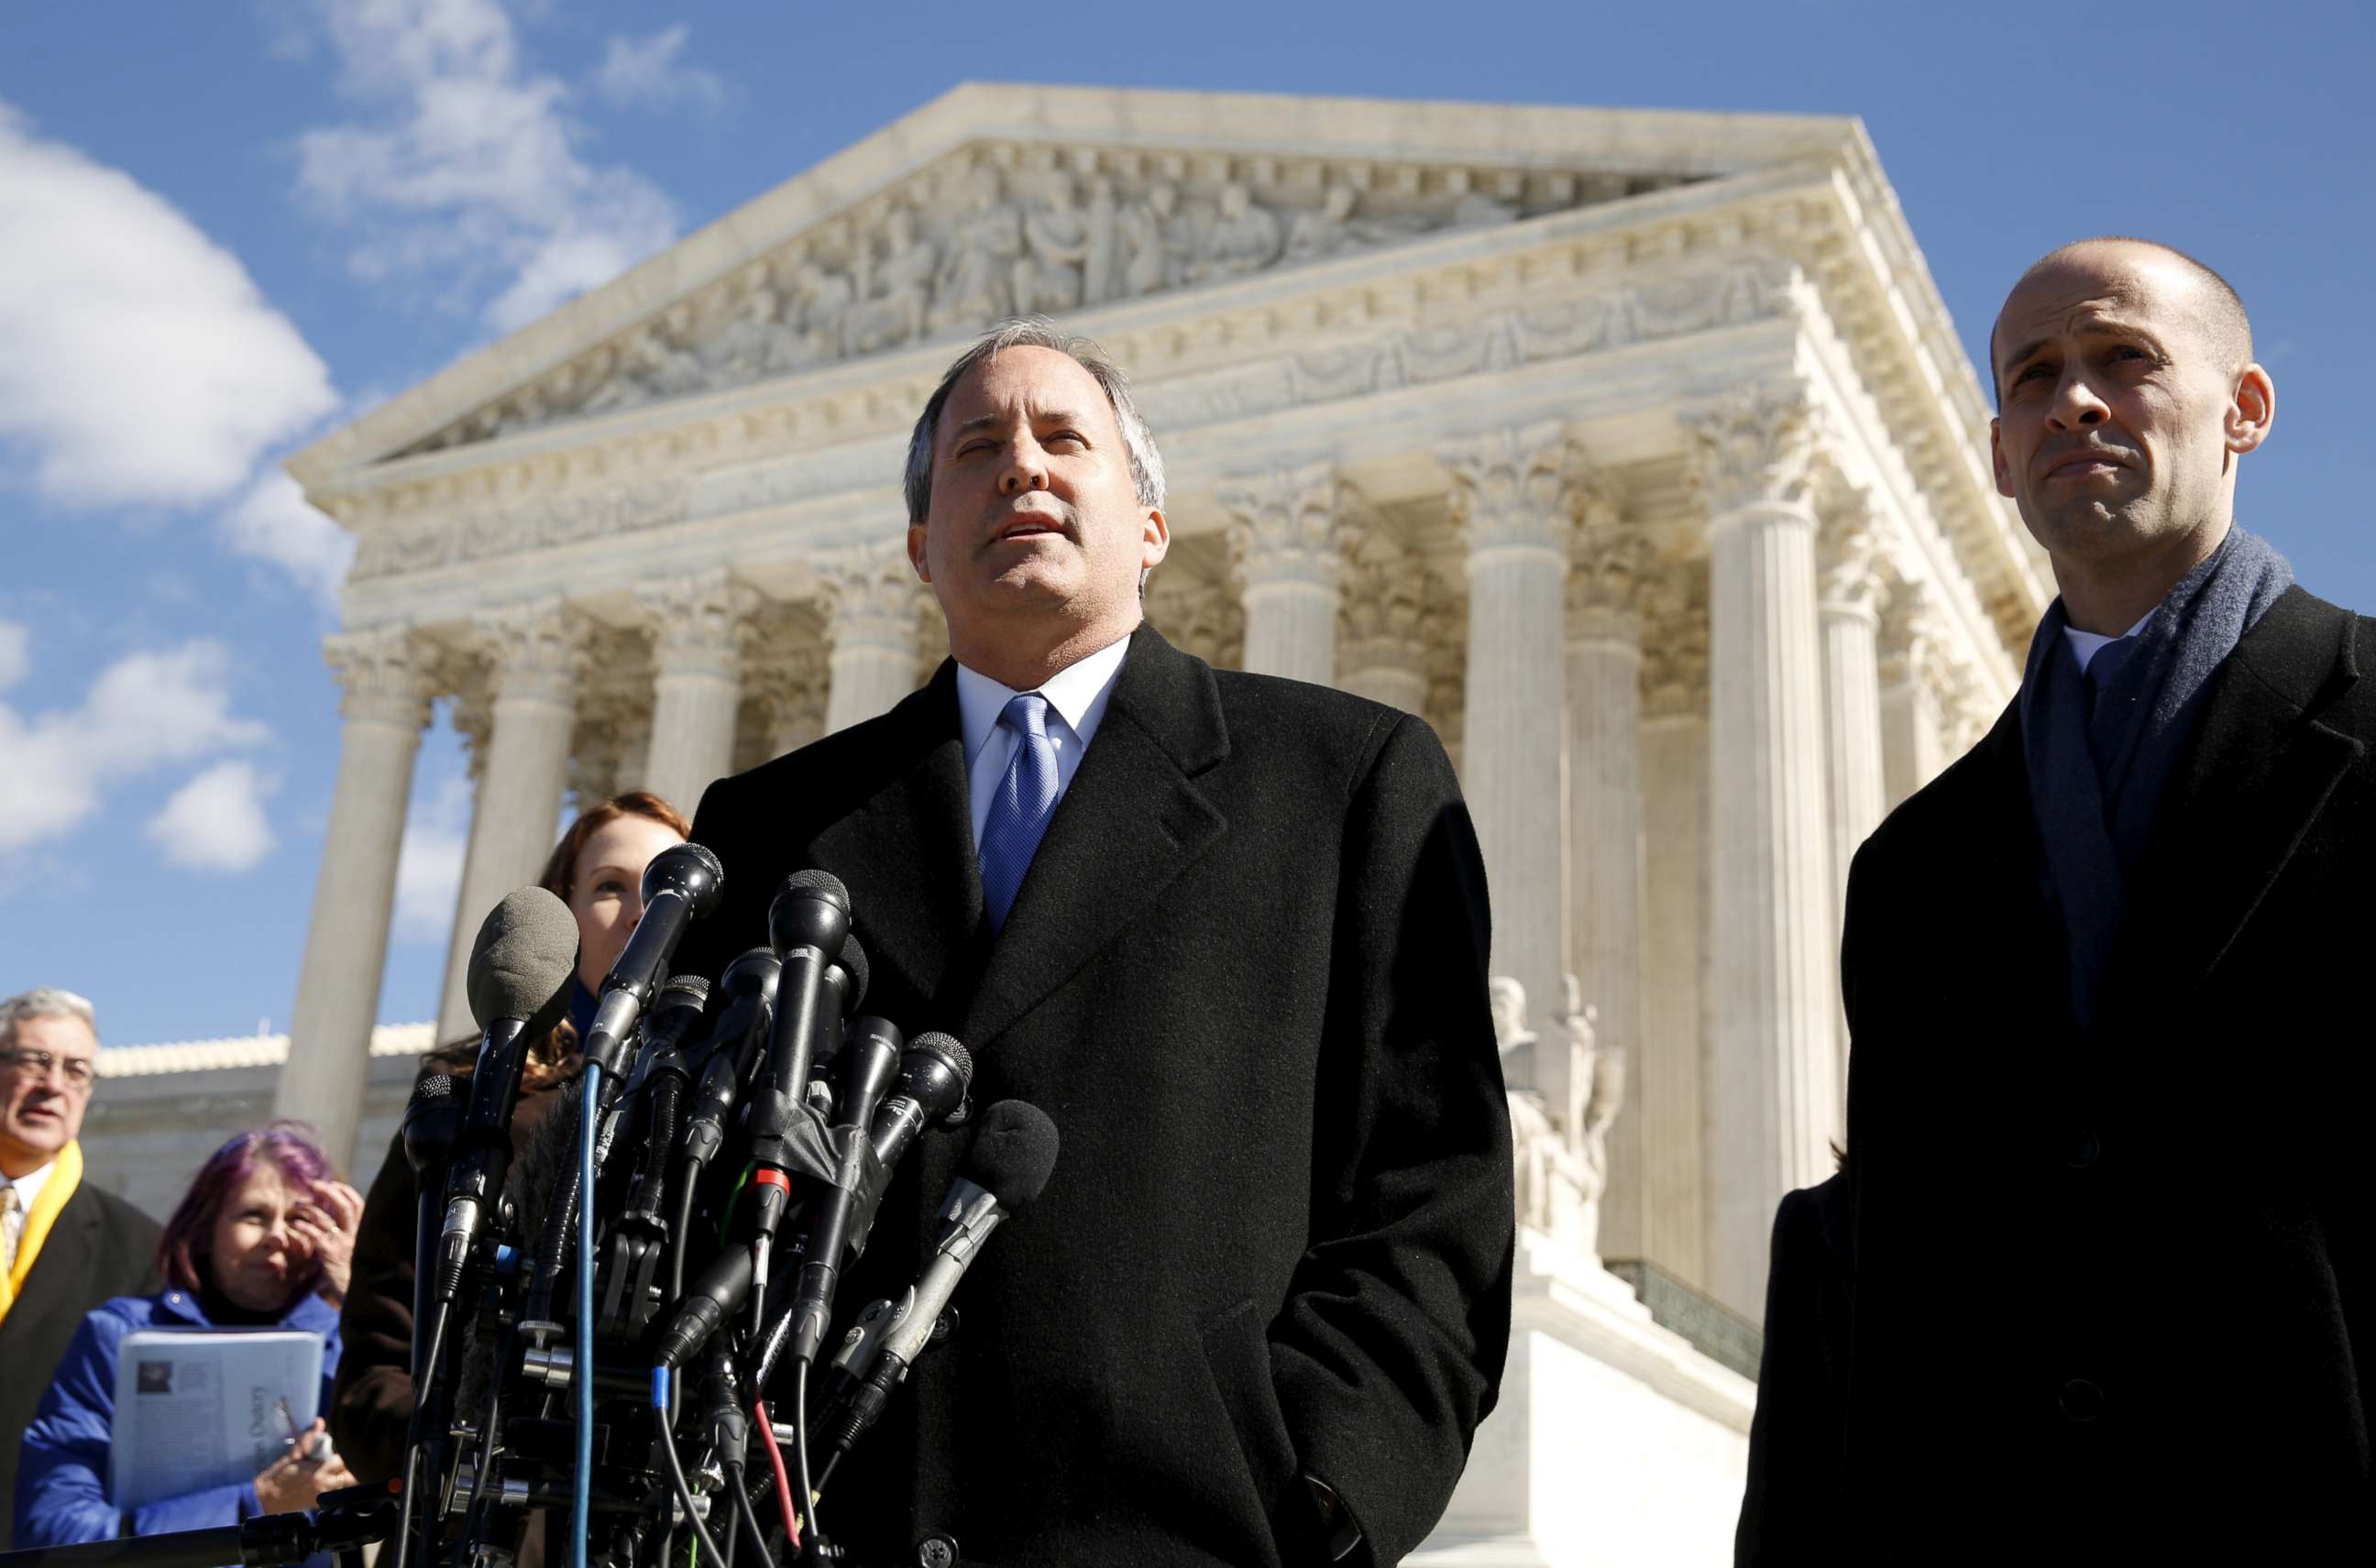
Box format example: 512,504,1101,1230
2228,365,2275,457
1990,419,2015,499
907,522,932,582
1139,505,1171,572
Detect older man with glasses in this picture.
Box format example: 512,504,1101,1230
0,988,161,1547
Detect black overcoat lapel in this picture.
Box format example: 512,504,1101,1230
2101,587,2362,1023
961,627,1228,1050
808,663,984,1011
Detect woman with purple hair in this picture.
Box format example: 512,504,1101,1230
12,1124,364,1546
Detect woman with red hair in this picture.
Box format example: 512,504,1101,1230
15,1125,364,1544
329,791,691,1486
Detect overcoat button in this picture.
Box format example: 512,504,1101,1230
2059,1378,2106,1422
2066,1130,2101,1169
916,1532,960,1568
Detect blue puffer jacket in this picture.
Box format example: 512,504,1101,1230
13,1287,343,1547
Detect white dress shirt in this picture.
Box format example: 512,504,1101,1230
2062,609,2154,675
3,1159,58,1270
954,632,1132,852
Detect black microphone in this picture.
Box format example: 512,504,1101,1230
681,948,779,1174
434,887,579,1305
398,1075,461,1380
868,1033,974,1170
810,935,871,1077
745,872,851,1255
579,841,724,1080
818,1102,1060,1464
778,1018,905,1368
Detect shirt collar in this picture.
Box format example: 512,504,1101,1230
955,630,1134,764
2061,608,2155,675
8,1158,58,1210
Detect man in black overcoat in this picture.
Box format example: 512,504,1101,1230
679,320,1513,1568
1737,238,2375,1561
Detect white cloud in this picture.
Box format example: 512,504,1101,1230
392,773,471,942
591,26,728,115
0,636,270,854
0,620,28,692
147,761,279,872
0,103,340,507
287,0,679,331
220,468,357,603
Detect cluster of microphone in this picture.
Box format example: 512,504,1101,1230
391,845,1061,1568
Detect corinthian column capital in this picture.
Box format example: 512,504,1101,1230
322,625,432,730
1566,473,1648,645
1681,384,1825,524
1220,460,1345,592
1815,477,1890,620
639,569,758,678
815,539,929,653
1440,421,1575,561
471,598,587,707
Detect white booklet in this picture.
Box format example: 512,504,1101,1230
108,1330,324,1514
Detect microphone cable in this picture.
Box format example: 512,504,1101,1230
651,1366,729,1568
387,1295,450,1568
794,1359,821,1556
750,1396,802,1551
572,1061,600,1568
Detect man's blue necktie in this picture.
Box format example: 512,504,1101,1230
978,692,1060,931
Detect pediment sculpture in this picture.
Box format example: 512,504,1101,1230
406,149,1695,456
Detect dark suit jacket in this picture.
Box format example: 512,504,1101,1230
1740,587,2376,1561
0,1177,161,1547
679,625,1514,1568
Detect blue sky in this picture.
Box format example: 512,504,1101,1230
4,0,2370,1047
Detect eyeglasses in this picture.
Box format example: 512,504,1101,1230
0,1048,98,1091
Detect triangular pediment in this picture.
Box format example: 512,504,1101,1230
291,84,1861,481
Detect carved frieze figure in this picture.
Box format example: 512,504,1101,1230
1284,183,1359,263
1187,181,1282,283
786,261,856,366
1119,181,1182,297
1013,181,1091,315
931,168,1021,331
1082,178,1121,303
703,266,802,381
848,209,937,356
584,319,707,415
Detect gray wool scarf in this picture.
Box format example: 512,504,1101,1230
2018,524,2294,1032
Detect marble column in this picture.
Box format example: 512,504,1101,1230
435,599,584,1043
753,649,829,762
1337,532,1433,714
1565,489,1651,1260
638,570,752,813
1635,560,1710,1289
1879,582,1952,812
1683,389,1842,1320
1222,461,1343,686
277,628,431,1172
817,540,928,735
1441,422,1574,1047
1815,487,1890,927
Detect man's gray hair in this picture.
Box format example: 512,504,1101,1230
903,316,1167,527
0,987,98,1053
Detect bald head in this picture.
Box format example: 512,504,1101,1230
1986,235,2277,635
1993,237,2252,401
